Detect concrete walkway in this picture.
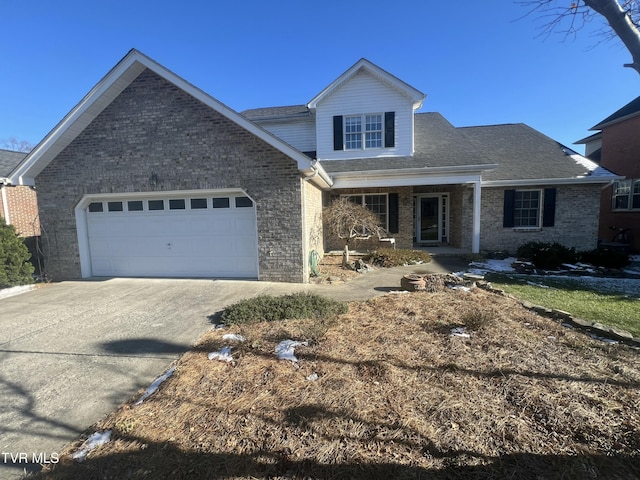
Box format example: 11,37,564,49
0,256,467,479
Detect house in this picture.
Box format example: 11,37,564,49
575,97,640,252
8,50,619,282
0,148,40,237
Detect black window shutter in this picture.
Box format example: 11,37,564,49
384,112,395,148
543,188,556,227
503,190,515,228
388,193,399,234
333,116,343,151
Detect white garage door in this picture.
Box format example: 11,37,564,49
84,193,258,278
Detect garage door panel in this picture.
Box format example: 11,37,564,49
85,194,258,278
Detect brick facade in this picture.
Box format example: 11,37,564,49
36,69,306,282
480,184,601,253
597,115,640,251
0,185,40,237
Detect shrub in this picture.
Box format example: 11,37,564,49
516,241,578,270
221,292,348,326
580,248,630,269
0,219,35,288
365,248,432,268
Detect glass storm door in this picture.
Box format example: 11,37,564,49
418,196,440,243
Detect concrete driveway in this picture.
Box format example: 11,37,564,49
0,277,311,479
0,256,467,479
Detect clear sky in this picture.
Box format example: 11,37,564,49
1,0,638,153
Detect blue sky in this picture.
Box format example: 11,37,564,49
1,0,638,153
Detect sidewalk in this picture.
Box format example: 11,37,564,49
310,255,470,302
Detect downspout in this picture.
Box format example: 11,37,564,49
0,180,11,225
300,162,320,283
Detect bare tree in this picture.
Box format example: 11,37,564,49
323,197,385,267
0,137,33,153
519,0,640,74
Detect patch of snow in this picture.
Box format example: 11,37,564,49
208,346,235,364
306,373,319,381
72,431,112,462
0,284,36,300
450,285,471,293
386,290,410,294
468,258,516,275
275,340,308,363
223,333,246,342
588,333,619,345
450,327,470,338
135,366,176,405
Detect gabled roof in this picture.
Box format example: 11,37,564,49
590,95,640,130
10,49,326,187
0,149,28,179
307,58,425,110
460,123,618,185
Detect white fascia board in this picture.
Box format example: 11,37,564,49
330,167,487,189
307,58,425,110
10,49,317,185
482,176,625,187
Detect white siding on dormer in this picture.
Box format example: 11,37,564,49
315,70,415,161
256,117,317,153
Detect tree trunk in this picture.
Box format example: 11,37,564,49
584,0,640,74
342,243,350,268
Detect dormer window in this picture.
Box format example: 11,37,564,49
334,112,395,151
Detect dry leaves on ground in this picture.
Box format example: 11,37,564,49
38,288,640,480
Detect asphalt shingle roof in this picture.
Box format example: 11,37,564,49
241,105,311,120
458,123,606,182
322,113,494,174
591,96,640,130
0,149,28,177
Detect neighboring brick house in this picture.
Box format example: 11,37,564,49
0,149,40,237
9,50,619,282
576,97,640,252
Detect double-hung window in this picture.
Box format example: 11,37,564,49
612,179,640,210
344,116,362,150
346,194,388,230
344,114,383,150
513,190,541,228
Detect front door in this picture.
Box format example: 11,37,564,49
416,194,448,245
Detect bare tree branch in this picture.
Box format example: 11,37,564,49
518,0,640,74
0,137,33,153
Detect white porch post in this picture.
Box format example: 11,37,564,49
472,181,481,253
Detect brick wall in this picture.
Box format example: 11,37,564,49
36,69,305,282
0,185,41,237
480,184,601,253
600,115,640,178
598,117,640,251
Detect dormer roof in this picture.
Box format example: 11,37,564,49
306,58,425,110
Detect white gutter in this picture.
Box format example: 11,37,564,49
1,182,11,225
482,175,624,187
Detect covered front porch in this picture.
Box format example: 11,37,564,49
323,170,489,254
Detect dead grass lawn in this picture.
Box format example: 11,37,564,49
36,289,640,479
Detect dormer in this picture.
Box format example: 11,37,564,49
307,59,425,161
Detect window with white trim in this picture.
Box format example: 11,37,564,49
514,190,541,228
345,193,388,230
612,179,640,210
344,114,383,150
